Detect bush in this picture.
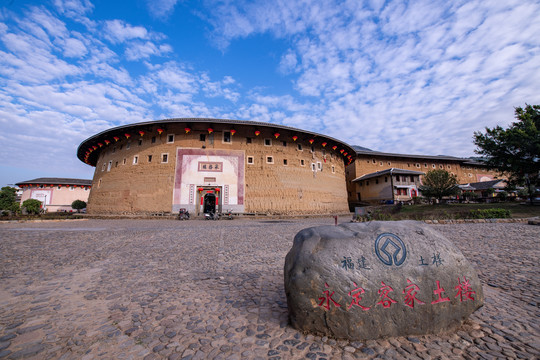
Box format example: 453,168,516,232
22,199,42,215
71,200,87,213
469,208,511,219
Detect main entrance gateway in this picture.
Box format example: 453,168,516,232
172,148,245,215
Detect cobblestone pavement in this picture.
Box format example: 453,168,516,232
0,219,538,360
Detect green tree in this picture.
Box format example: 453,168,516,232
0,186,20,213
419,169,458,203
22,199,42,215
71,200,87,213
473,104,540,204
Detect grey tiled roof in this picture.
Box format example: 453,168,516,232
16,178,92,186
352,168,425,182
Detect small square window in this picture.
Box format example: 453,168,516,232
246,137,252,144
424,163,428,167
300,159,305,166
266,156,274,164
331,165,335,173
138,139,143,146
283,159,288,166
123,158,127,165
247,156,254,164
410,176,414,182
151,136,156,144
200,134,206,142
282,141,287,147
148,155,153,163
133,155,139,165
375,178,379,184
297,144,303,151
317,162,322,170
311,146,315,153
57,186,61,190
416,163,420,168
162,153,169,163
388,161,391,166
379,161,383,166
107,161,112,171
264,139,272,146
115,161,118,168
447,165,451,169
102,163,106,172
311,163,316,171
126,142,131,149
223,131,231,143
167,134,174,143
70,186,74,191
432,164,436,168
385,176,388,182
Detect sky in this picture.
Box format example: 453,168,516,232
1,0,539,187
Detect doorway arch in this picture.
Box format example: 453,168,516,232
203,193,216,214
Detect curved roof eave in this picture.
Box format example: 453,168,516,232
77,118,357,166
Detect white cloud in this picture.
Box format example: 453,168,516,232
104,20,149,43
147,0,180,19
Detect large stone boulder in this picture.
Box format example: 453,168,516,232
284,221,484,340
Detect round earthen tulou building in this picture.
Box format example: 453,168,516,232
78,118,356,216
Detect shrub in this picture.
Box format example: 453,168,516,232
22,199,42,215
469,208,510,219
71,200,87,213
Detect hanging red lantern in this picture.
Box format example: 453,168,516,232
215,188,220,192
198,187,204,192
254,130,260,136
98,142,103,147
157,128,164,135
332,146,337,150
230,129,236,135
125,133,131,139
113,136,120,142
92,146,98,150
208,128,214,134
139,130,145,137
292,135,298,141
104,140,111,145
274,132,280,138
185,127,191,134
322,142,327,147
343,152,348,156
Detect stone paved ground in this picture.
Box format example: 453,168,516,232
0,218,538,360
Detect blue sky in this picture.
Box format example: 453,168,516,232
1,0,539,187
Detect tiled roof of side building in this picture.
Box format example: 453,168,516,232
16,178,92,186
352,168,425,182
353,148,483,163
460,179,505,190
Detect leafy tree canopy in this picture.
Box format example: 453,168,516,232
71,200,87,212
0,186,19,212
473,104,540,198
419,169,458,202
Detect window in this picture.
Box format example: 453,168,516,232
385,176,388,182
264,138,272,146
138,139,143,146
331,165,335,173
123,158,127,165
126,142,131,149
366,180,370,185
247,156,254,165
432,164,436,168
102,163,106,172
57,186,61,190
375,178,379,184
311,163,316,171
468,173,472,177
148,155,153,163
297,144,303,151
424,163,428,167
200,134,206,142
447,165,451,169
410,176,414,182
300,159,305,166
167,134,174,143
317,162,322,171
115,161,118,168
70,186,74,191
223,131,231,143
357,193,361,201
439,164,443,169
98,179,102,188
372,159,376,164
133,155,139,165
112,147,116,153
379,161,383,166
151,136,156,144
120,145,123,150
388,161,391,166
266,156,274,164
246,137,252,144
416,163,420,168
282,141,287,147
395,175,400,182
107,161,112,171
311,146,315,153
161,153,168,163
407,163,411,167
283,159,288,166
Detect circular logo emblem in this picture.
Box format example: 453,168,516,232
374,233,407,266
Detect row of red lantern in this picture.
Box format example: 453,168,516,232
19,184,91,188
198,187,220,192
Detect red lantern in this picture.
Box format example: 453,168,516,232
343,152,348,156
104,140,111,145
208,128,213,134
157,128,164,135
274,132,280,138
125,133,131,139
139,130,145,137
292,135,298,141
98,142,103,147
113,136,120,142
185,127,191,134
332,146,337,150
322,142,327,147
215,188,220,192
230,129,236,135
92,146,98,150
255,130,260,136
198,187,204,192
